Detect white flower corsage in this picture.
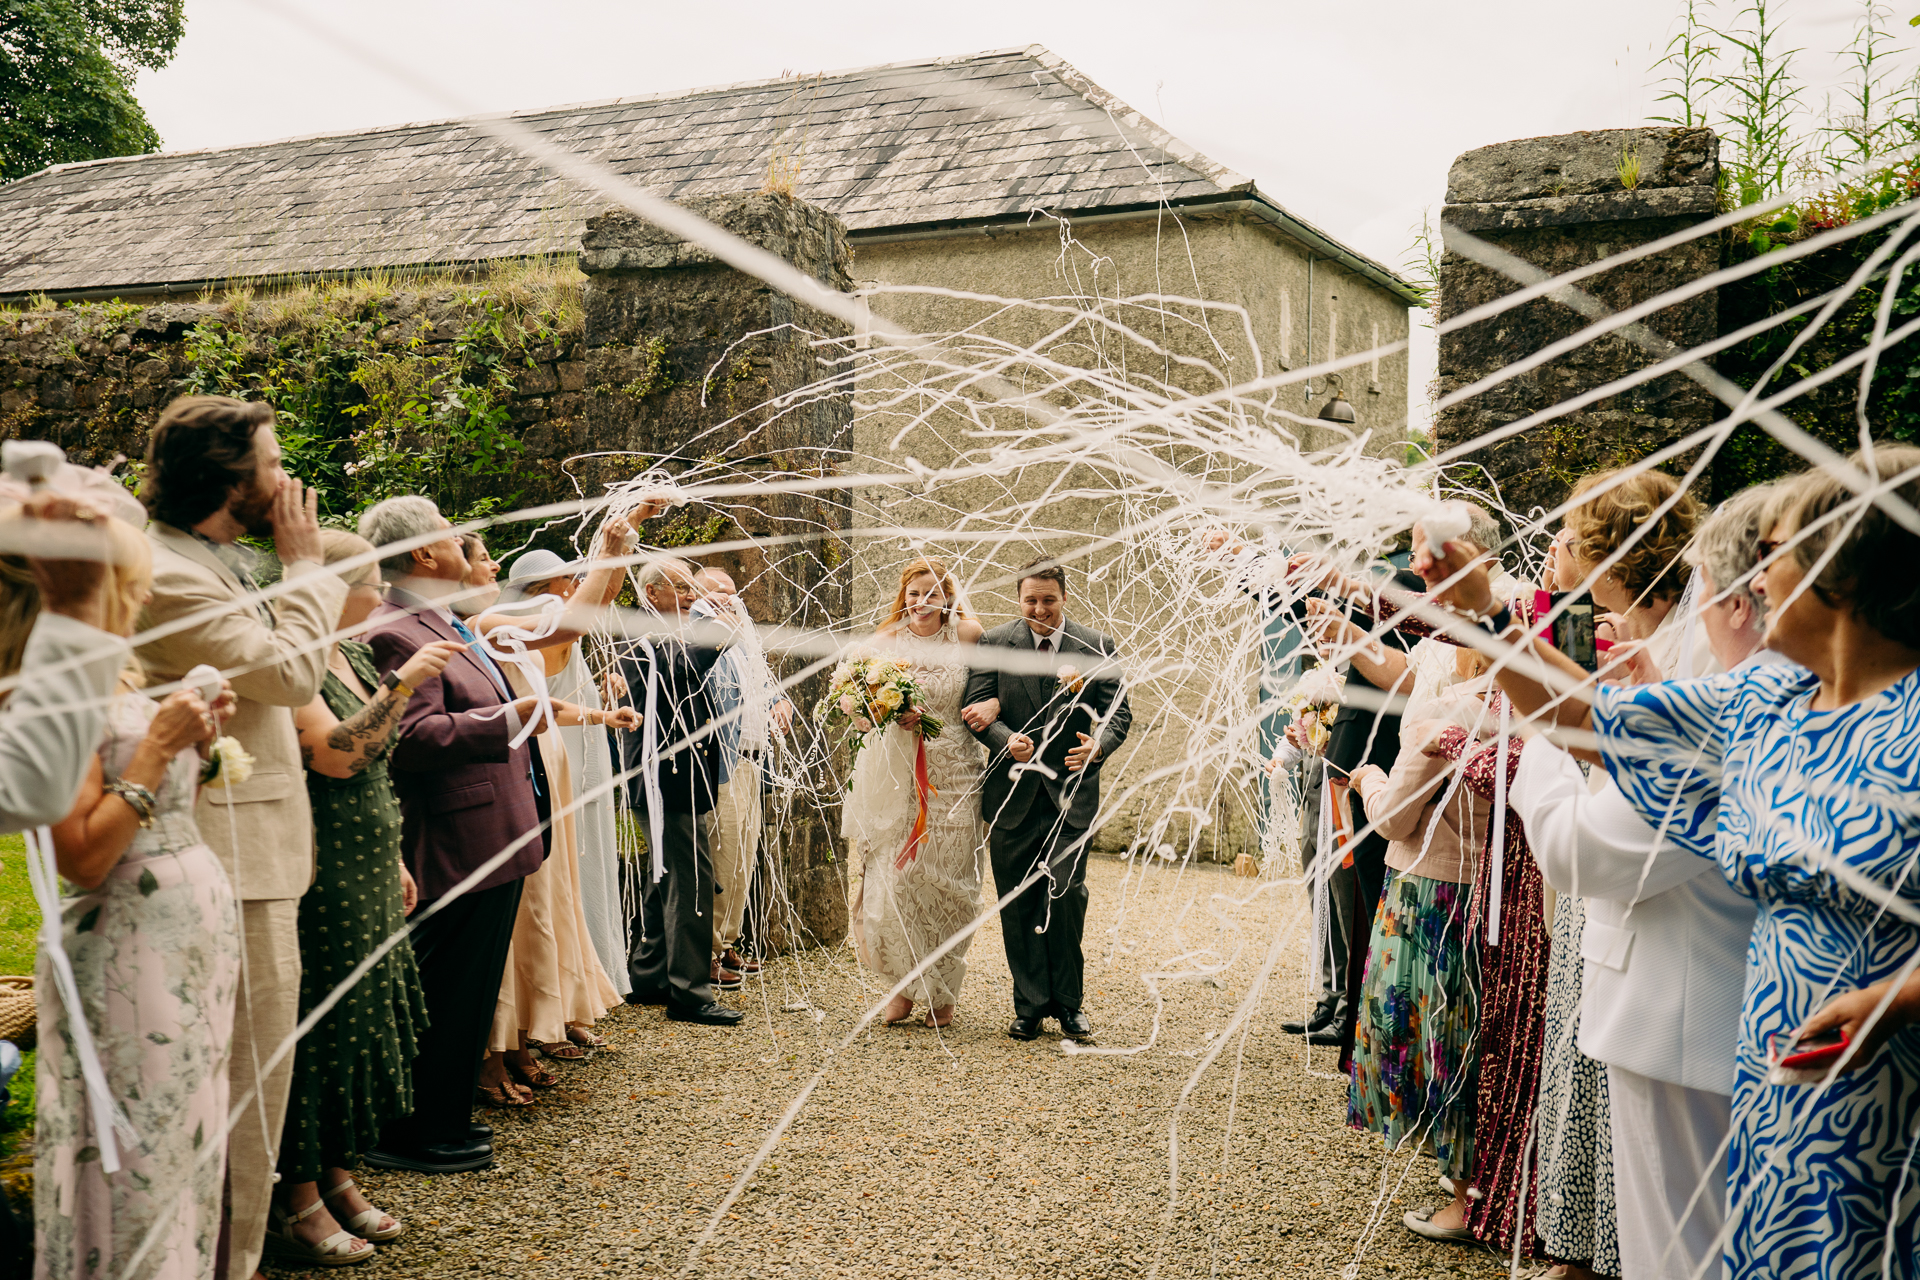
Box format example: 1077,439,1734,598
201,736,256,788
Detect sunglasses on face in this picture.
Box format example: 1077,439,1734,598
1756,538,1783,561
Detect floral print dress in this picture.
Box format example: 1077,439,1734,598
35,694,239,1280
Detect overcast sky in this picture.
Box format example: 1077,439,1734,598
134,0,1916,421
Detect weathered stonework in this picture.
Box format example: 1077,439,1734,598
1435,128,1720,519
580,192,855,951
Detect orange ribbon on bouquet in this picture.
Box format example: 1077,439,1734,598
896,734,938,870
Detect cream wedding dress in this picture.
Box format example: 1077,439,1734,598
845,620,987,1010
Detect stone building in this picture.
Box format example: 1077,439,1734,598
0,45,1417,866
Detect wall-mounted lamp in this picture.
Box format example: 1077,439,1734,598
1317,372,1357,424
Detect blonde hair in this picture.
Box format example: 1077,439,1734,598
0,555,38,681
1565,468,1702,603
100,518,152,640
883,557,971,631
320,527,381,588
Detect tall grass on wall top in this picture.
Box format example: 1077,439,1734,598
1646,0,1920,497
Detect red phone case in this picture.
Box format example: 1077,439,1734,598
1779,1030,1850,1070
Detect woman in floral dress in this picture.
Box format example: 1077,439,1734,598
35,519,238,1280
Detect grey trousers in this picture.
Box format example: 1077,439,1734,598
629,809,717,1008
989,792,1093,1020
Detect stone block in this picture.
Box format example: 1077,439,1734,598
515,364,559,395
581,191,855,950
1435,128,1721,520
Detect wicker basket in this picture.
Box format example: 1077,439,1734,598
0,976,35,1050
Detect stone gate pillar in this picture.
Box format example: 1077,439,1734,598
1434,127,1720,520
578,192,854,952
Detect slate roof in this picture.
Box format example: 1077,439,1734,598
0,45,1411,301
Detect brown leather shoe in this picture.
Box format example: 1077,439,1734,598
710,958,743,991
721,947,761,975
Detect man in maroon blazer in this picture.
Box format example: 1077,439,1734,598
356,496,550,1174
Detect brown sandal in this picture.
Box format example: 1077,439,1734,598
506,1056,560,1090
565,1025,609,1049
528,1037,588,1062
476,1080,533,1108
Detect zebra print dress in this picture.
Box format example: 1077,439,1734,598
1592,662,1920,1280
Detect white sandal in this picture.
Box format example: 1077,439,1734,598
265,1197,376,1266
321,1176,405,1242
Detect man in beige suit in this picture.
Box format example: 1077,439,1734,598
134,396,347,1280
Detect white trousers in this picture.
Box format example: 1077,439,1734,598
1606,1062,1731,1280
712,756,763,953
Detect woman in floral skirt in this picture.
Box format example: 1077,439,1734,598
1346,650,1495,1237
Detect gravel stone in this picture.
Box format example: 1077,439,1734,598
268,858,1516,1279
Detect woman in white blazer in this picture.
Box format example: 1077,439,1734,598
1512,486,1778,1280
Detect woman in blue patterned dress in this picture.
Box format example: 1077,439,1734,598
1412,446,1920,1279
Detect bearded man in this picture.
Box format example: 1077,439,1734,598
134,395,347,1280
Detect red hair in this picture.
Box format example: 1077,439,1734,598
882,557,971,630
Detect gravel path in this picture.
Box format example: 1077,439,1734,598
271,857,1517,1280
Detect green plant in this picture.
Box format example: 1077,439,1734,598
1710,0,1808,204
1652,0,1721,128
1713,209,1920,498
1399,210,1440,313
1618,141,1644,191
1820,2,1901,175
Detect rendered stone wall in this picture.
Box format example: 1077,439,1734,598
1434,127,1721,523
848,212,1414,863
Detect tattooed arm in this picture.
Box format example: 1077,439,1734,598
297,640,469,780
297,685,411,779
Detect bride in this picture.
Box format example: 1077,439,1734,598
845,557,989,1028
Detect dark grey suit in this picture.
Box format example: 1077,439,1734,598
963,618,1131,1019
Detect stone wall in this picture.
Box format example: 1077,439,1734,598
577,193,855,950
1434,127,1721,522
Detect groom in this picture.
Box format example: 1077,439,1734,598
961,556,1131,1041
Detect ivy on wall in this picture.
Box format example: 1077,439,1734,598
159,263,586,526
1713,185,1920,502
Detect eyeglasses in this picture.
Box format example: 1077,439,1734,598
1756,538,1783,562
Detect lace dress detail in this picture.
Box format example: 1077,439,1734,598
35,694,239,1280
846,622,987,1008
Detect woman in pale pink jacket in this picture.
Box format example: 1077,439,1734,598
1345,652,1496,1242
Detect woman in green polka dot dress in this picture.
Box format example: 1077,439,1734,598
266,531,464,1266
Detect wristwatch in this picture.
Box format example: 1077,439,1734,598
382,671,416,699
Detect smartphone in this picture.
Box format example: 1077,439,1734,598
1780,1028,1849,1070
1765,1027,1851,1084
1535,591,1598,672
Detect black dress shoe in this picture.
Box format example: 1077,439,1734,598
1007,1016,1043,1041
361,1140,493,1174
1281,1002,1338,1036
1306,1018,1352,1047
625,986,670,1006
1058,1011,1095,1041
666,1001,744,1027
468,1123,493,1142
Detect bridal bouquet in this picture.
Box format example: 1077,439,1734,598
1278,667,1345,754
815,651,946,752
820,650,947,871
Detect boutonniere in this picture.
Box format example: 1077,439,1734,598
200,736,255,788
1056,664,1085,695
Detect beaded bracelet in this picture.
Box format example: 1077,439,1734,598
104,779,157,828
